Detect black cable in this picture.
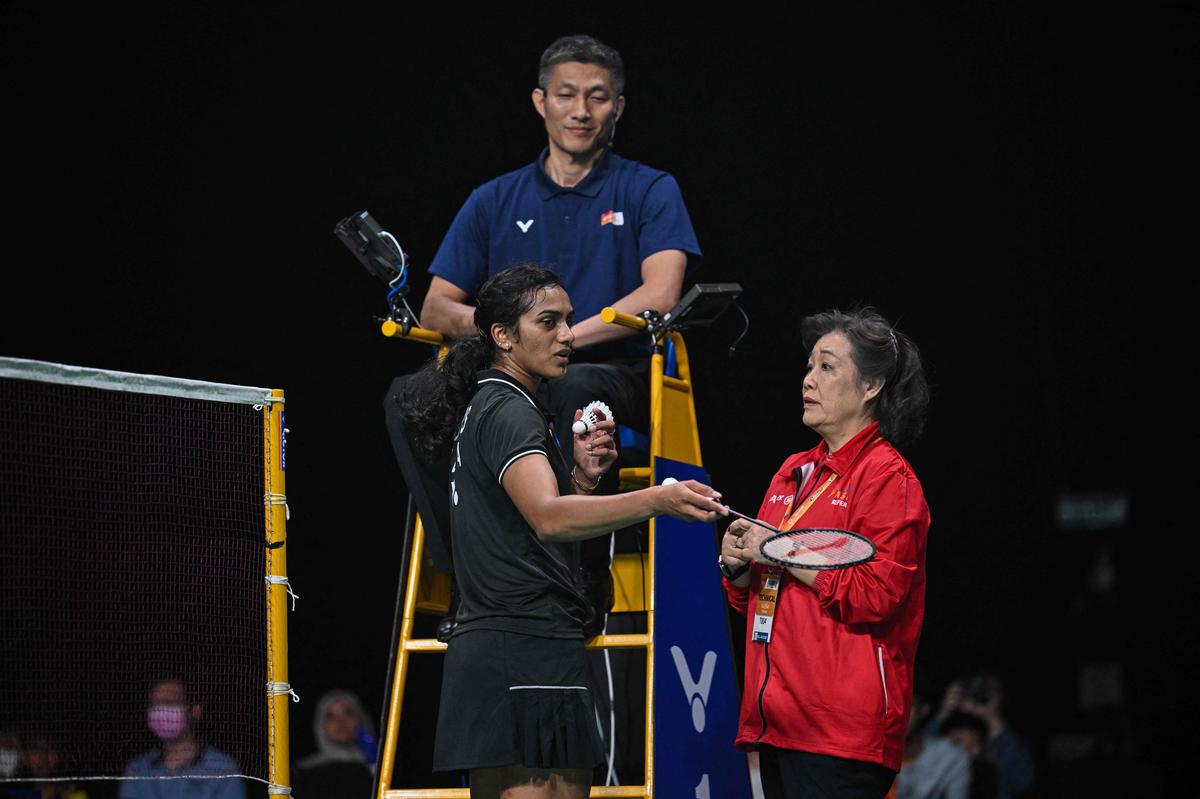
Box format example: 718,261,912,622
728,301,750,356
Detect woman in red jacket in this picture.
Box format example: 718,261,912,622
721,307,931,799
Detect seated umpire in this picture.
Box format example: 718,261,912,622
419,33,702,474
416,33,701,786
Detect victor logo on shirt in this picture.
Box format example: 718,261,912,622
600,210,625,226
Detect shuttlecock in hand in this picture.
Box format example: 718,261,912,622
572,400,614,435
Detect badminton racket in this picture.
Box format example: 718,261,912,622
726,509,876,570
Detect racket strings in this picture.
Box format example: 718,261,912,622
762,528,875,569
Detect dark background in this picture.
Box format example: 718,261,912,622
2,4,1194,796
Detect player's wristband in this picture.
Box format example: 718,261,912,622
719,555,750,580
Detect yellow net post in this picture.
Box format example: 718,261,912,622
264,389,292,795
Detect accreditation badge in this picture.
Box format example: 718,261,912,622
752,568,783,643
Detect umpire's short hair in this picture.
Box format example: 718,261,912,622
537,35,625,96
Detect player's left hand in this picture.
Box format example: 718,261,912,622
572,408,617,486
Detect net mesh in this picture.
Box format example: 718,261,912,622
0,373,268,783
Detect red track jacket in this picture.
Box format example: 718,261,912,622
724,422,930,771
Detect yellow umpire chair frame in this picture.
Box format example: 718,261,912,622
374,302,717,799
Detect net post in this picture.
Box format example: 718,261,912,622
264,388,292,793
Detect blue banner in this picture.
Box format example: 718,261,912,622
654,457,750,798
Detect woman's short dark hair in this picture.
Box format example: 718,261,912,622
801,307,930,447
400,264,564,464
538,35,625,95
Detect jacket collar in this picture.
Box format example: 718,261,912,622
797,421,883,483
534,147,615,200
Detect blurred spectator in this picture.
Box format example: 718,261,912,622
939,714,998,799
291,690,376,797
932,676,1034,799
119,679,244,799
0,730,19,780
895,693,971,799
1,734,88,799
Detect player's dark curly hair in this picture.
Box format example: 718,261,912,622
801,307,930,447
400,264,565,465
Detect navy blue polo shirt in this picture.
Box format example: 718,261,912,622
428,149,701,354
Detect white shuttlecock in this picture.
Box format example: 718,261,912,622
572,400,613,435
661,477,678,486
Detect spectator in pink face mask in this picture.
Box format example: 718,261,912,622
119,680,245,799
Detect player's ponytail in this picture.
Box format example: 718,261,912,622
401,264,564,465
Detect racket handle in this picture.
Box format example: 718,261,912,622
661,477,678,486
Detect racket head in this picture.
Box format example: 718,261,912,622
759,528,876,570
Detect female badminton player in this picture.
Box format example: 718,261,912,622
719,307,931,799
402,264,725,799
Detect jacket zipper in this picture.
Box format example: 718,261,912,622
754,641,771,742
753,459,831,744
876,644,889,717
752,461,823,744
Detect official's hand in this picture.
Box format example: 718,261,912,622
723,518,775,564
720,525,752,570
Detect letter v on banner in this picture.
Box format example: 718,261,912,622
655,456,752,798
671,646,717,733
